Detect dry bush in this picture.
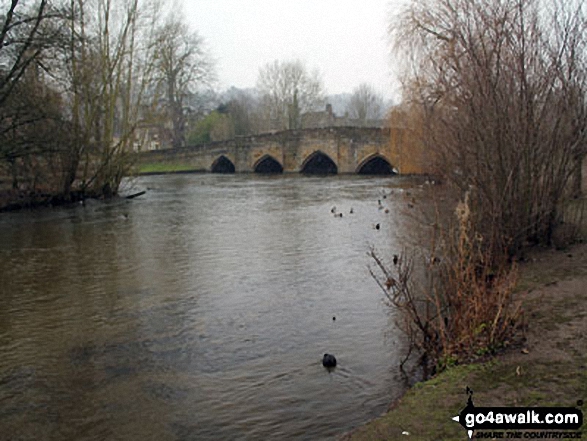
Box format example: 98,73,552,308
376,0,587,377
391,0,587,257
371,193,522,375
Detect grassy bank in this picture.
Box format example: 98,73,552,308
344,241,587,440
135,162,205,175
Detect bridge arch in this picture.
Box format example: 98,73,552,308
356,154,396,175
300,150,338,174
254,154,283,174
211,155,235,173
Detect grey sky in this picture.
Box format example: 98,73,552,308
183,1,404,100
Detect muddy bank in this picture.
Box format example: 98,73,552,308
0,189,147,212
0,189,90,212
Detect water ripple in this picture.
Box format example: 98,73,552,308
0,174,421,440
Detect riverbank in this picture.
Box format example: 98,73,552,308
135,162,205,175
343,240,587,440
0,188,92,212
0,187,149,212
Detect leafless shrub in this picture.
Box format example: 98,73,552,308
257,59,325,130
391,0,587,256
371,193,521,375
377,0,587,374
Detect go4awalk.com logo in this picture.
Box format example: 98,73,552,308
451,387,583,439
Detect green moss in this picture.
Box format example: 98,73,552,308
346,364,481,441
347,357,585,440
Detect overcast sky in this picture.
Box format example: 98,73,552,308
182,1,405,101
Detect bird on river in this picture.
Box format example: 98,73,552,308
322,353,337,368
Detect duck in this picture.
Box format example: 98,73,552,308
322,353,337,368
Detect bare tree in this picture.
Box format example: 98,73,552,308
370,0,587,370
257,59,325,130
0,0,55,107
0,0,65,175
0,3,71,198
346,83,384,125
61,0,163,198
391,0,587,256
0,69,67,192
0,0,172,207
219,87,260,136
152,14,215,149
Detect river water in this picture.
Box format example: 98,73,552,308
0,174,417,440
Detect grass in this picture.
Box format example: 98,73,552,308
341,364,481,440
344,357,586,440
135,162,204,175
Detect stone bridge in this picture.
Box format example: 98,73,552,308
137,126,426,175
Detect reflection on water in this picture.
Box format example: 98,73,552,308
0,174,419,440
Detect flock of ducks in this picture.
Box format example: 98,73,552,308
328,187,417,232
322,187,421,370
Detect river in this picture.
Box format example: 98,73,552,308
0,174,418,440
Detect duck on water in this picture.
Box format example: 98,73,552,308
322,353,337,368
